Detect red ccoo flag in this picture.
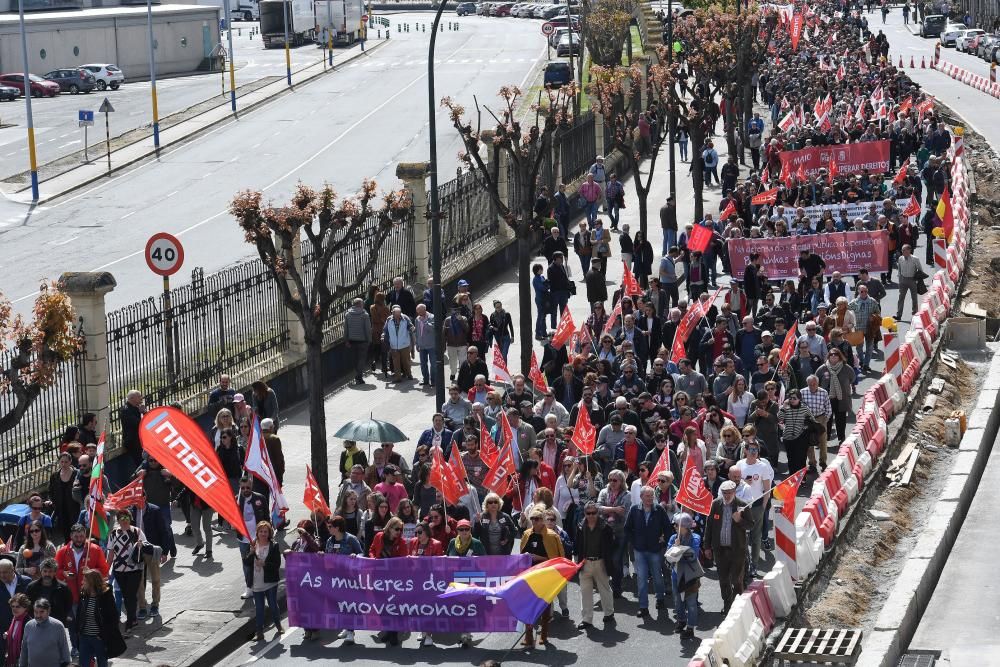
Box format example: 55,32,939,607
430,446,466,505
479,418,501,468
492,343,513,384
483,442,516,496
720,199,737,222
570,402,597,456
303,465,332,517
550,306,576,349
603,300,622,335
687,224,714,254
751,187,779,206
796,162,807,183
104,476,146,513
892,159,909,186
675,466,714,515
622,263,643,297
772,467,807,521
779,321,798,368
449,444,469,488
648,446,672,481
902,195,921,218
528,350,549,393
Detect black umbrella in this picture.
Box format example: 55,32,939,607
333,417,407,457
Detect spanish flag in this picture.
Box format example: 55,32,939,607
439,557,583,624
935,185,954,242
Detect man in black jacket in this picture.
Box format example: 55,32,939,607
743,253,764,317
236,477,270,600
119,390,146,468
547,252,573,318
26,560,72,626
704,481,754,613
387,277,417,319
574,501,615,629
455,346,488,393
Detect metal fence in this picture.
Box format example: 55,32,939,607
106,258,291,428
302,210,417,347
559,111,596,183
0,340,87,500
437,169,498,266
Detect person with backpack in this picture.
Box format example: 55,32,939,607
588,156,608,212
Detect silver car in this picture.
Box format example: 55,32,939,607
80,63,125,91
939,23,968,47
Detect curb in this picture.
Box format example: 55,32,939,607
14,39,389,206
856,344,1000,667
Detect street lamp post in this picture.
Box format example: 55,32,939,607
666,0,676,200
17,0,39,201
428,0,449,409
283,0,292,86
146,0,161,150
222,0,237,112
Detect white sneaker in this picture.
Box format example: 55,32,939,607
342,630,355,644
421,633,433,647
240,587,252,599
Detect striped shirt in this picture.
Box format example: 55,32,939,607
778,404,813,441
801,386,832,419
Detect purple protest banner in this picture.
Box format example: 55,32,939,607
286,553,532,632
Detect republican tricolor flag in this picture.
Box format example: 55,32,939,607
935,185,954,241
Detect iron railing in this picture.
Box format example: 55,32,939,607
302,210,417,347
559,111,596,183
106,258,290,426
0,337,87,500
437,169,498,266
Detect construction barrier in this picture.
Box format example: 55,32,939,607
933,58,1000,98
883,330,901,378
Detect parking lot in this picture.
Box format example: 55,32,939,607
0,21,338,180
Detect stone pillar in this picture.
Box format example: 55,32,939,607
637,56,650,109
58,272,116,435
396,162,430,285
486,130,516,244
276,233,307,361
592,93,605,157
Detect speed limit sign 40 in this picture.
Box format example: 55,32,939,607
145,232,185,277
541,21,555,36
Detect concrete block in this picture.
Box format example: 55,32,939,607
976,389,1000,411
856,629,903,667
983,373,1000,391
909,501,959,567
874,557,932,632
951,449,979,476
966,408,994,432
958,427,987,452
939,473,968,501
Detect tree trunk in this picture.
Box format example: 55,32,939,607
724,94,738,162
305,334,330,501
517,230,533,377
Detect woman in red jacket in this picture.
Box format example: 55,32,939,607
421,504,456,545
368,517,409,647
408,523,443,647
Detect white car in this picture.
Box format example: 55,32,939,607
939,23,968,47
80,63,125,91
956,28,985,52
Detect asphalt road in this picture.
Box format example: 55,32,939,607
0,21,342,180
0,14,548,312
880,10,1000,147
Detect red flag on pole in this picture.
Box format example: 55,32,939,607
892,159,909,186
649,447,672,481
449,444,469,487
675,466,714,515
104,477,146,513
796,162,807,183
622,262,643,297
687,224,713,253
603,300,622,335
528,350,549,393
902,195,921,218
751,187,779,206
779,321,798,368
719,199,737,221
570,403,596,455
492,343,513,384
550,306,576,349
430,446,466,505
790,13,803,50
479,418,501,468
483,443,516,496
772,467,807,521
303,465,332,517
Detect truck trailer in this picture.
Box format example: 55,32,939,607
315,0,364,45
259,0,316,47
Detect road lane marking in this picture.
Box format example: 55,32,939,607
120,211,135,220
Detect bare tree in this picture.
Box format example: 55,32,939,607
229,182,410,499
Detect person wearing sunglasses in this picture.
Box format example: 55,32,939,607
368,517,409,646
4,592,32,667
574,501,615,630
519,509,565,647
13,496,52,550
474,493,515,556
15,521,55,581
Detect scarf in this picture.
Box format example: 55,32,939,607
453,537,472,556
827,360,845,401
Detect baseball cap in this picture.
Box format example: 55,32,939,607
458,279,470,287
456,519,472,528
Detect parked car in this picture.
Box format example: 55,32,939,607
0,84,18,102
955,28,984,51
550,26,575,47
919,14,946,37
493,3,513,16
42,68,96,94
556,31,580,56
543,61,572,88
547,14,580,29
938,22,967,46
455,1,476,14
80,64,125,91
541,4,562,19
0,73,59,97
977,34,999,59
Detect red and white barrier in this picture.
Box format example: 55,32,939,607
762,561,796,618
933,58,1000,99
883,330,901,378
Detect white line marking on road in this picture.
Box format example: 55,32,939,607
235,627,300,665
166,190,179,198
51,234,79,246
120,211,136,220
59,133,71,139
251,142,262,149
59,141,81,149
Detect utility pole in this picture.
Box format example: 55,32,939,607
667,0,676,200
428,0,450,408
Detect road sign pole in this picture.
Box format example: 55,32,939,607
104,108,111,175
162,275,176,383
222,0,237,112
146,0,161,150
283,0,292,87
84,125,88,163
17,0,39,201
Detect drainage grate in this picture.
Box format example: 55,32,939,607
774,628,864,664
898,655,936,667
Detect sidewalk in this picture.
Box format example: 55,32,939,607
124,123,934,665
1,39,389,206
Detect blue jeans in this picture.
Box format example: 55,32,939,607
608,204,621,228
586,200,599,225
662,229,677,255
673,586,699,627
535,299,551,338
578,253,591,276
253,587,280,632
79,635,108,667
496,336,511,361
679,141,688,161
551,289,570,320
610,535,627,595
419,348,436,383
633,549,666,608
855,339,873,369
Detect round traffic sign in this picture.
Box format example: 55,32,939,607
145,232,185,277
541,21,555,36
361,13,369,21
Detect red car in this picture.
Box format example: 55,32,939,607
493,3,514,16
0,73,60,98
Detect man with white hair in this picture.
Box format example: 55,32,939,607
705,479,753,613
381,305,415,383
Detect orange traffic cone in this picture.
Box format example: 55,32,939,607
910,56,915,68
921,56,926,68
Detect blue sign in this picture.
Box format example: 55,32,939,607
78,110,94,126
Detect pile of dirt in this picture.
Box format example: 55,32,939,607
955,126,1000,318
